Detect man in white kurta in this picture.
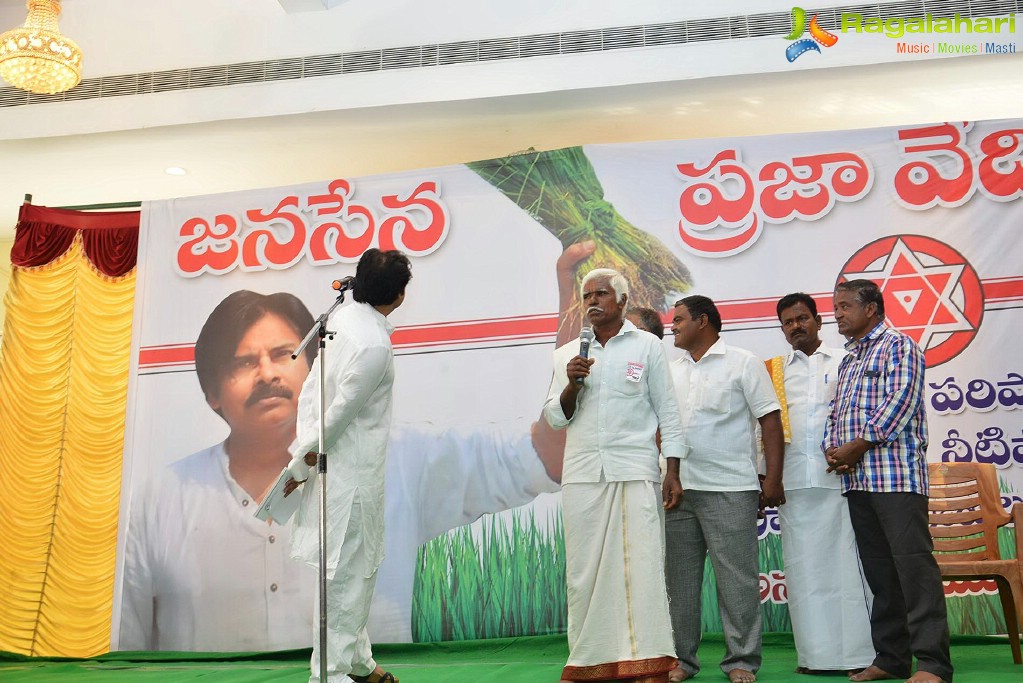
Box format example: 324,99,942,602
543,268,685,683
285,248,411,683
770,293,873,673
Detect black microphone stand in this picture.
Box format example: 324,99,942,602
292,287,349,681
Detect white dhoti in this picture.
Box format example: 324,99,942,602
562,479,677,681
779,487,875,670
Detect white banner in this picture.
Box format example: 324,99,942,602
113,118,1023,651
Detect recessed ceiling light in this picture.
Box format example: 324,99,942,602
165,166,188,176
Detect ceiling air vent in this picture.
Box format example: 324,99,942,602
479,37,518,61
227,62,266,86
2,2,1016,108
303,53,344,77
519,32,560,58
438,40,479,65
151,69,191,94
265,58,303,81
644,21,688,46
382,46,422,70
560,29,603,54
342,50,382,73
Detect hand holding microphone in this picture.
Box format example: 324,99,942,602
570,327,595,386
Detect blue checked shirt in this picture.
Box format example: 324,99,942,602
822,322,929,494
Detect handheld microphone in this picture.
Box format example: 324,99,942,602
576,327,594,386
332,276,355,292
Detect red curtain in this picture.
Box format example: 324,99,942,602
11,204,139,275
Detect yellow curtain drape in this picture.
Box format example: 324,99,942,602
0,234,135,657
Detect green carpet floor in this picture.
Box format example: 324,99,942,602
0,633,1018,682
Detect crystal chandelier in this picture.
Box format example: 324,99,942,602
0,0,82,94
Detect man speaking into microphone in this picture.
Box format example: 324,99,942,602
543,267,685,683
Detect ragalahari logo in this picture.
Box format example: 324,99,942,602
785,6,839,62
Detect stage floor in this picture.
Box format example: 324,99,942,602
0,633,1018,682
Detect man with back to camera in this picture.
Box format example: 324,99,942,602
665,295,785,683
768,292,873,675
823,279,952,683
544,268,685,683
627,306,665,339
284,247,411,683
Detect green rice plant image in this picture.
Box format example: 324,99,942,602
411,507,792,642
412,508,568,642
411,484,1020,641
467,147,692,328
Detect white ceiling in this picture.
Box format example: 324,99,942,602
1,1,1021,240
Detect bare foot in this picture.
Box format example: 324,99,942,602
728,669,756,683
905,673,947,683
848,666,899,682
668,667,691,682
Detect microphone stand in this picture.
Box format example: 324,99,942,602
292,288,349,682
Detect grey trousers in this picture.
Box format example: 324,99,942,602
664,489,762,677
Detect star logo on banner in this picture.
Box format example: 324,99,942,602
839,235,985,367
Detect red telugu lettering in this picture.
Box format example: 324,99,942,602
307,180,377,262
977,128,1023,200
676,150,760,257
176,214,240,276
379,181,449,254
893,122,975,209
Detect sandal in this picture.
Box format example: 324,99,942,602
350,671,398,683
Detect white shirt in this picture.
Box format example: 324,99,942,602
782,343,847,490
118,442,313,651
288,301,396,578
671,338,780,491
117,422,558,650
543,321,685,484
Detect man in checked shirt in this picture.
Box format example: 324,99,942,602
823,279,953,683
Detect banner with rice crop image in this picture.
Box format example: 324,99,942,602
115,118,1023,651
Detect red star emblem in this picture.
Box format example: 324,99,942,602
839,235,984,367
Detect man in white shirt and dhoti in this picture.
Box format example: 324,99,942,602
544,267,685,683
285,248,412,683
666,295,785,683
768,293,873,675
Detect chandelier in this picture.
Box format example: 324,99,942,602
0,0,82,94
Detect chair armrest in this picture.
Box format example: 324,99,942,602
1013,503,1023,564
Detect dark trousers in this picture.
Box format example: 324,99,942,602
846,491,953,682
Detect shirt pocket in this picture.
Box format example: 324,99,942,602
608,360,644,398
823,379,838,403
700,381,731,413
855,368,883,410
